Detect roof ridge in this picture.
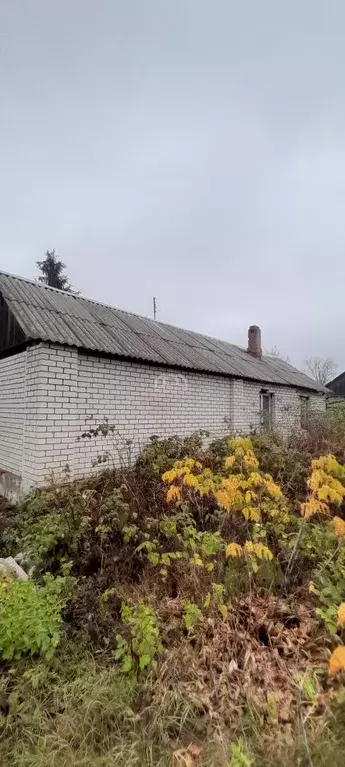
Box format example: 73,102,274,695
0,269,74,296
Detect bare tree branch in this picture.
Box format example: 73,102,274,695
304,357,337,386
265,345,291,363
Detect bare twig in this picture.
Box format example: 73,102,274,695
283,518,306,588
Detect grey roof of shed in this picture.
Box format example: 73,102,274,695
0,271,324,392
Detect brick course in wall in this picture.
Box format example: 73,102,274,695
0,343,326,495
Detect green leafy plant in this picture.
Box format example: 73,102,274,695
182,601,203,632
115,602,162,672
294,670,320,705
228,738,254,766
97,488,130,536
136,513,225,577
0,573,69,660
301,522,345,633
136,432,205,476
312,567,345,634
204,583,228,618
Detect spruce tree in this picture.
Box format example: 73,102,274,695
36,249,73,291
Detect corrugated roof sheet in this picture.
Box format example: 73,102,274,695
0,271,324,392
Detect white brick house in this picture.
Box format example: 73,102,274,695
0,272,325,499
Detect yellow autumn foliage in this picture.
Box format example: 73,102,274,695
318,483,345,505
224,455,236,470
246,472,263,488
225,541,273,561
307,457,345,504
243,450,259,469
162,437,287,538
242,506,261,522
216,476,241,511
166,485,181,503
162,468,174,484
328,646,345,676
228,437,254,456
160,444,345,686
300,498,329,519
301,454,345,521
312,455,344,476
226,542,243,558
243,541,273,560
182,473,199,488
264,479,283,499
337,603,345,629
214,489,233,512
162,459,203,485
333,516,345,538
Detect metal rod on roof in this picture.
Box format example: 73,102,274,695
153,296,157,321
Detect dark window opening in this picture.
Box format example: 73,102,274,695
300,396,310,429
260,390,274,430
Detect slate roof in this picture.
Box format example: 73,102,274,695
0,271,324,392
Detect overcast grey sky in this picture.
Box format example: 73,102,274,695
1,1,344,370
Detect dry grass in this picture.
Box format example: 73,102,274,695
0,645,198,767
1,651,345,767
1,633,345,767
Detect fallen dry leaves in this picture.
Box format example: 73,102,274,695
173,743,202,766
158,593,330,732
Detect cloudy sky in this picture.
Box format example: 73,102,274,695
1,1,344,371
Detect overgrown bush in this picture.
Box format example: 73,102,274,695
136,432,206,477
3,482,131,578
3,427,345,764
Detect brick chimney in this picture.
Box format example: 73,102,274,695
247,325,262,359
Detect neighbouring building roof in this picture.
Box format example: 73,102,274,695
0,271,324,392
327,371,345,397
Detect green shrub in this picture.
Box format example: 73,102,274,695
250,431,310,500
0,574,69,660
5,484,130,577
5,487,87,574
97,488,130,534
136,432,206,476
307,529,345,633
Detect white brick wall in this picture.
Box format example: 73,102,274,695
0,342,326,495
0,351,26,475
233,379,325,435
73,352,232,475
22,345,79,487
